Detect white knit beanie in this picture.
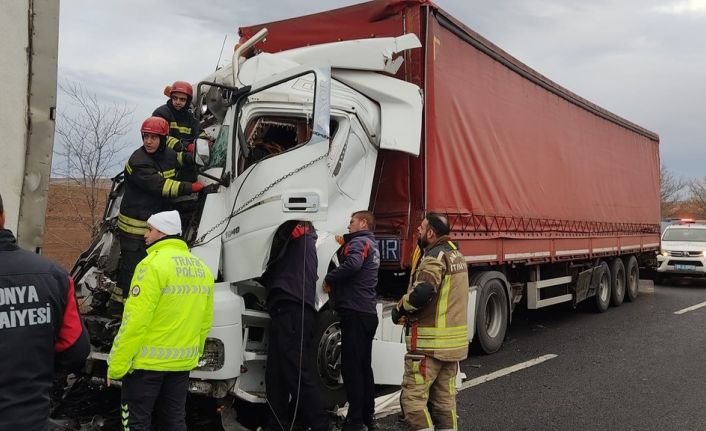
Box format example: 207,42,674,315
146,210,182,236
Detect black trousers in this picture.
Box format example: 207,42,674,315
266,302,329,431
121,369,189,431
117,232,147,294
339,309,378,425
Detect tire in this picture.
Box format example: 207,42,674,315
310,308,346,409
593,261,611,313
474,278,509,354
609,258,626,307
623,255,640,301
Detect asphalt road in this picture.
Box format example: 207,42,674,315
52,276,706,430
379,277,706,431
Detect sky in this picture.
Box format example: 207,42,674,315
58,0,706,179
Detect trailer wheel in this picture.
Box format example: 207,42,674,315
623,255,640,301
310,308,346,409
609,258,626,307
593,262,611,313
475,278,508,354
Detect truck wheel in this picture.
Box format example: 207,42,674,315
593,262,611,313
310,308,346,409
474,278,508,354
609,258,626,307
623,255,640,301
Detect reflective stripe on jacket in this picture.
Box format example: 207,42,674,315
118,145,193,235
107,238,214,379
403,236,469,362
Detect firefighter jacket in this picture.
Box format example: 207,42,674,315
0,229,90,430
153,100,200,150
402,236,469,362
325,230,380,315
107,237,214,379
118,145,194,237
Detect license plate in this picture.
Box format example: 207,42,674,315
674,264,695,271
377,238,400,262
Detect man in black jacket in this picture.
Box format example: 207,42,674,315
260,221,331,431
108,116,203,314
0,192,91,430
324,211,381,431
153,80,201,182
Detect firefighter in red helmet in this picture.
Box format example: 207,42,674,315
153,81,201,180
106,116,204,315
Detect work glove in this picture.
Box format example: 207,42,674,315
191,182,205,193
391,303,406,325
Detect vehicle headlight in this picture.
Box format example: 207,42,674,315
661,250,669,257
197,338,224,371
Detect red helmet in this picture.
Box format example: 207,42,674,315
140,116,169,136
169,80,193,98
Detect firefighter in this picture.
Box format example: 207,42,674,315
107,210,214,431
108,116,203,315
153,80,201,181
324,211,381,431
0,192,91,430
392,213,469,431
259,220,331,431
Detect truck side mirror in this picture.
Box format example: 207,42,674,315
194,138,211,167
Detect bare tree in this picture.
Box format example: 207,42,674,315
53,81,135,236
660,163,686,218
688,177,706,217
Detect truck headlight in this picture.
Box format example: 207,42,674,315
197,338,224,371
661,250,669,257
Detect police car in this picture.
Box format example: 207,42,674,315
655,220,706,282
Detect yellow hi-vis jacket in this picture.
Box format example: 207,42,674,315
107,238,214,379
402,236,469,362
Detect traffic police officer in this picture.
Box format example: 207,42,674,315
107,210,214,431
109,116,203,314
0,192,91,430
392,213,469,431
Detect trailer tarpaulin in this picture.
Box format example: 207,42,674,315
424,12,660,230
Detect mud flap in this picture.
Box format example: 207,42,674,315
572,268,594,306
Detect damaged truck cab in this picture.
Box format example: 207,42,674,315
74,32,428,407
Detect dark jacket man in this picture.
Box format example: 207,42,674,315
325,230,379,315
0,193,90,430
260,221,330,431
324,211,381,431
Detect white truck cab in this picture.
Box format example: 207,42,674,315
74,32,429,413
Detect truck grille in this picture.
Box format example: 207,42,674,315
667,260,704,267
667,251,702,257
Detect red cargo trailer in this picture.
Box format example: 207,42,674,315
241,0,660,353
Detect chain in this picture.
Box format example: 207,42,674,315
193,153,328,246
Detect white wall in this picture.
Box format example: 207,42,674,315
0,0,31,234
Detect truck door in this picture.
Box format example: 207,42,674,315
219,66,331,283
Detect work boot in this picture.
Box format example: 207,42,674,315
364,420,380,431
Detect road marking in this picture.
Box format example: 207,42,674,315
674,301,706,315
459,354,558,390
371,354,558,420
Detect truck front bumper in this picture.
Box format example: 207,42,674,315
656,255,706,276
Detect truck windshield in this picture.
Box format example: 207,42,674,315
236,72,317,172
662,228,706,242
